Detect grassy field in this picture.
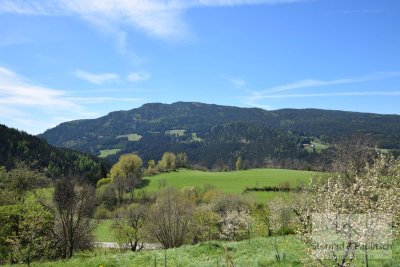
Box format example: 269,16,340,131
165,129,186,136
141,168,315,202
191,132,203,142
116,133,142,141
11,236,399,267
98,148,122,158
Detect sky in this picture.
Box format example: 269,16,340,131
0,0,400,134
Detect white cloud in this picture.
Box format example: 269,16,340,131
332,9,383,15
230,78,246,88
127,71,151,82
239,71,400,108
74,69,119,84
0,66,143,134
66,96,143,104
249,71,400,101
250,91,400,99
0,0,307,41
0,67,78,109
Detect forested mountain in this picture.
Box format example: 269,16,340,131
39,102,400,169
0,124,107,182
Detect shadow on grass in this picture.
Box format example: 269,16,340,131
136,178,150,189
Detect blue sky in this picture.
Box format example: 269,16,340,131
0,0,400,134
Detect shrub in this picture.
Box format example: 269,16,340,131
94,206,112,220
96,177,112,188
146,188,194,248
96,178,112,188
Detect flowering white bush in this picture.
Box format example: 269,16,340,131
219,210,254,241
293,154,400,266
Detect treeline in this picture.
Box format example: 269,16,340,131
0,124,108,183
0,163,96,264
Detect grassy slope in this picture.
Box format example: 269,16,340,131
14,236,400,267
117,133,142,141
98,149,122,158
141,168,315,202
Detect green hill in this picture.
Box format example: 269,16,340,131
39,102,400,169
0,124,107,181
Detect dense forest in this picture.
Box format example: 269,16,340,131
39,102,400,169
0,124,108,183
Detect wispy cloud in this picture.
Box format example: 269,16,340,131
127,71,151,82
331,9,383,15
229,78,247,88
251,91,400,99
0,0,307,42
240,71,400,108
249,72,400,100
66,96,143,104
74,70,119,84
0,66,142,134
0,67,78,109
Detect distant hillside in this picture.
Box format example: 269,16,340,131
40,102,400,169
0,124,107,182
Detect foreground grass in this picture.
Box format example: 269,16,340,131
14,236,306,267
12,236,400,267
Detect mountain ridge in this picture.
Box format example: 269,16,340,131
39,102,400,169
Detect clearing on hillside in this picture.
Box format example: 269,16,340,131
165,129,186,136
116,133,142,141
98,149,121,158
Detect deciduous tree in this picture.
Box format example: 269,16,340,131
52,179,95,258
112,203,146,252
146,188,193,248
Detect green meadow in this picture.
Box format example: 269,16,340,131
116,133,142,141
140,168,315,202
98,149,122,158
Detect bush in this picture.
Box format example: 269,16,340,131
96,184,118,210
219,210,254,241
202,189,224,204
96,177,112,188
146,188,194,248
94,206,112,220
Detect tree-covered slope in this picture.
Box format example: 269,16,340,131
0,124,107,181
39,102,400,168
